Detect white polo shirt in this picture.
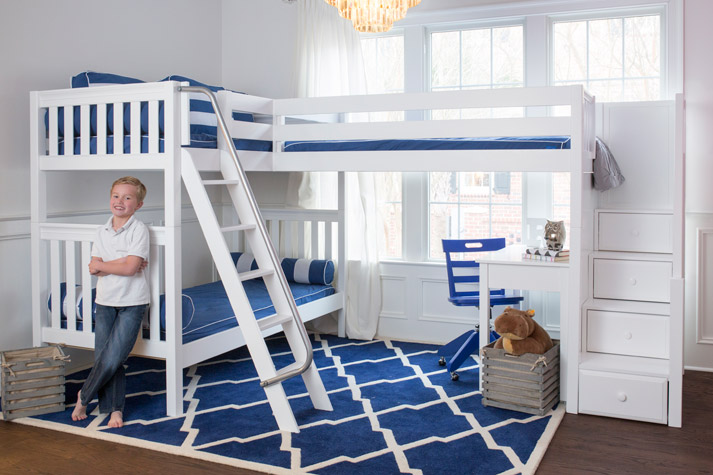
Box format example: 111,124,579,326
92,215,150,307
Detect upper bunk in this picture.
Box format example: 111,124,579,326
30,80,595,174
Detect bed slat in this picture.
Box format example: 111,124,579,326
50,240,61,330
297,221,305,259
65,242,77,330
48,106,58,156
311,221,319,259
81,241,93,333
114,101,123,155
325,222,333,261
149,243,161,341
80,105,90,155
97,103,107,155
63,106,73,157
131,101,141,154
149,100,159,154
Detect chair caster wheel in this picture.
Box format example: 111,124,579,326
438,357,446,366
451,372,459,381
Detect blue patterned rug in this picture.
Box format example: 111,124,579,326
14,334,563,474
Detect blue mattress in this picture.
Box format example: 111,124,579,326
51,280,335,344
57,136,271,155
56,135,570,155
283,136,571,151
175,279,335,344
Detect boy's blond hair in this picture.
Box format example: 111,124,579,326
111,176,147,202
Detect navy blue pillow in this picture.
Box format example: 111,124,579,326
229,252,335,285
71,71,144,88
161,75,254,143
281,258,335,286
61,71,146,137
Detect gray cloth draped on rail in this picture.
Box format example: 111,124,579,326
593,137,626,191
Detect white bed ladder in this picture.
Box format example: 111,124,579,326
178,86,332,433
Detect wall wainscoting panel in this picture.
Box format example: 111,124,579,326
379,275,408,320
420,277,477,325
374,261,559,345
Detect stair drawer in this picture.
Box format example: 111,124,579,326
579,370,667,424
586,310,669,359
593,259,671,303
597,212,673,253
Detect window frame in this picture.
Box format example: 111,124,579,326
547,5,667,99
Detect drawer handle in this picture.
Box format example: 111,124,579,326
617,392,628,402
624,331,632,340
630,278,637,286
631,229,640,237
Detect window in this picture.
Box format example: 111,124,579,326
550,11,662,245
552,13,662,102
429,172,523,258
428,24,525,258
361,33,404,259
431,25,524,120
357,5,670,264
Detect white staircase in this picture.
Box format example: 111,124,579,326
179,86,332,433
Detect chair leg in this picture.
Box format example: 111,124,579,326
437,329,476,358
445,330,480,376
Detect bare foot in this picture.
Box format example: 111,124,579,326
108,411,123,428
71,391,87,422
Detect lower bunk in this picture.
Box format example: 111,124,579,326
34,209,344,416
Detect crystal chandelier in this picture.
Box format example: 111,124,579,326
325,0,421,33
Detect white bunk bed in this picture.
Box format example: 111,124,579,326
30,80,595,421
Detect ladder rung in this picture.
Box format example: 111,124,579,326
202,179,242,186
220,224,256,233
239,268,274,282
258,313,293,331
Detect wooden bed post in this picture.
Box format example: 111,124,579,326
163,86,184,417
337,171,347,338
30,91,47,349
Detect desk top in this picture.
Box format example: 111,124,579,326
475,244,570,267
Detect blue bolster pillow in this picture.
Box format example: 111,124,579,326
47,282,96,320
281,258,335,285
230,252,335,285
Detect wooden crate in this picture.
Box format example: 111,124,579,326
481,340,560,416
1,345,67,420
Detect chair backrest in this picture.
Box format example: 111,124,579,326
442,238,506,301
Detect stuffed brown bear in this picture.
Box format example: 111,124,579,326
493,307,553,356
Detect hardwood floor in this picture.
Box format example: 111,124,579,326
539,370,713,474
2,371,712,474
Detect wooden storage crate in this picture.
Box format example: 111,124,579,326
481,340,560,416
1,345,67,420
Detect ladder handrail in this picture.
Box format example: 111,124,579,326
178,85,313,388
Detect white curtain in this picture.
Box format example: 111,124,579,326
290,0,381,340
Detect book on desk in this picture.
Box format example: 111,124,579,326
522,247,570,262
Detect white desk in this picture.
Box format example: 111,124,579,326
477,244,572,404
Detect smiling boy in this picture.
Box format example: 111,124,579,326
71,176,150,428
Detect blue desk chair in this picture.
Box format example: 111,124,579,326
439,238,524,380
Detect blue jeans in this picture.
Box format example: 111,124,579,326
80,303,147,414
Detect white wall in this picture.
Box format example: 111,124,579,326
683,0,713,371
221,0,297,207
0,0,224,351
